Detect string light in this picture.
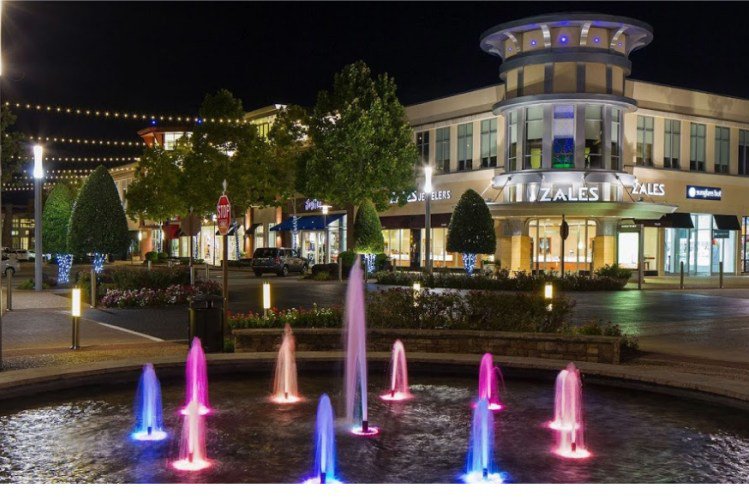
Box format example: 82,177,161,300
6,133,146,147
11,155,139,163
57,254,74,284
3,100,249,124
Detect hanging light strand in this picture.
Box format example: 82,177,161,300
6,133,147,147
11,155,139,163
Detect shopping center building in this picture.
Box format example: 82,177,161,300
117,12,749,276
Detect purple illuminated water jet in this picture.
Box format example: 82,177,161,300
380,340,411,401
131,364,167,441
271,323,301,404
462,398,504,484
182,337,210,415
303,394,341,484
548,362,591,459
344,257,378,436
172,399,211,471
476,353,504,411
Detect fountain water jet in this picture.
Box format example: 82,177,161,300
548,362,591,459
131,364,167,441
380,340,412,401
303,394,341,484
476,353,504,411
344,257,378,436
462,398,504,484
182,337,210,415
172,399,211,471
271,323,300,404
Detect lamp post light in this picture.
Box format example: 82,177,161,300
262,281,271,318
70,287,81,350
423,165,433,274
321,204,331,264
33,145,44,292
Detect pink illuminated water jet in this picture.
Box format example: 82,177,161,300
271,323,301,404
380,340,411,402
476,353,504,411
344,257,378,436
182,337,210,415
172,399,211,471
548,362,591,459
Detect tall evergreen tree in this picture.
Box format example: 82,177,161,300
68,165,131,268
446,189,496,275
42,183,76,283
353,198,385,273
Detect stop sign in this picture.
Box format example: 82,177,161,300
216,194,232,236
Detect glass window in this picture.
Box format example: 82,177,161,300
524,107,543,169
507,111,518,171
690,123,706,171
416,131,430,166
610,109,621,170
584,105,603,169
740,130,749,176
435,127,450,173
664,119,681,169
383,229,411,267
636,116,654,166
480,119,498,168
458,123,473,171
715,126,730,174
552,105,574,168
163,131,191,150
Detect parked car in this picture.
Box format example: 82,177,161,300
1,255,19,276
11,249,33,262
251,247,308,277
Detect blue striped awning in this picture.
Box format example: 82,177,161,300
269,214,344,231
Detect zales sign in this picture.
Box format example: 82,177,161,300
535,186,600,202
631,181,666,196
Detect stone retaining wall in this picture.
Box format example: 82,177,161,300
233,328,621,364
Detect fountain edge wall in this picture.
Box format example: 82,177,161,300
232,328,620,364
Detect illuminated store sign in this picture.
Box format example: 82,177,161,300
686,185,722,200
632,181,665,196
390,190,452,204
534,186,600,202
304,199,324,211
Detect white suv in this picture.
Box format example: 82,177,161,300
1,255,20,276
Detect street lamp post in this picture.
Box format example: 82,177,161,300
0,0,5,369
33,145,44,292
322,204,331,264
423,165,433,274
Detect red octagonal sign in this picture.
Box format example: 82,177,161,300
216,194,232,236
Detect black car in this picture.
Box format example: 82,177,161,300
251,247,308,277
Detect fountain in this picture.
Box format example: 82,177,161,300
303,394,341,484
476,353,504,411
344,256,378,436
182,337,210,415
380,339,412,401
172,399,211,471
271,323,301,404
131,364,168,441
462,398,504,484
548,362,591,459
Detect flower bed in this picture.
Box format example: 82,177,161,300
228,304,343,329
100,280,221,308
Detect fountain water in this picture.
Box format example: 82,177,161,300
380,340,412,401
303,394,340,484
271,323,300,403
548,362,591,459
183,337,210,415
462,398,504,484
476,353,504,411
344,256,378,436
172,399,211,471
131,364,167,441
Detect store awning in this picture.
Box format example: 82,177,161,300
713,215,741,230
636,212,694,229
215,223,240,236
380,213,452,230
244,223,262,238
269,214,344,231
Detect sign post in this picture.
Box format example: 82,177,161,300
181,210,202,286
216,181,231,349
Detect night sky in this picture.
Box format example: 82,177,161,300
2,1,749,200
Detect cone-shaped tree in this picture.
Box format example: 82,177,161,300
353,199,384,254
43,183,74,255
446,189,496,275
68,165,131,260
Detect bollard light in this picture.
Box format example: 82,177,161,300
412,282,421,307
544,283,553,300
263,281,271,316
71,287,82,350
72,288,81,317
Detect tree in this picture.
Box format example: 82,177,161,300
446,189,496,275
68,165,131,269
1,103,22,183
353,199,385,273
42,183,76,283
302,61,418,248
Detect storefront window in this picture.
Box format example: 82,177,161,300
416,131,430,166
665,214,736,275
690,123,706,171
740,131,749,176
507,111,518,171
529,218,596,273
254,224,265,252
664,120,681,169
383,229,411,267
524,107,543,170
419,227,456,268
552,105,574,168
480,119,498,168
436,127,450,173
743,217,749,272
610,109,621,170
458,124,473,171
584,105,603,169
617,230,639,269
636,116,654,166
715,126,730,174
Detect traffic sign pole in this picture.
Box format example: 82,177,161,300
216,182,232,351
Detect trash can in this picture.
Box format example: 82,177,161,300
188,294,224,353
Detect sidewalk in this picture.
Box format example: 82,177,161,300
626,274,749,290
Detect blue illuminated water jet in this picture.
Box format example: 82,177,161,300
303,394,341,484
131,363,167,441
462,398,504,484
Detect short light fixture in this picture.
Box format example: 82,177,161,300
544,283,554,300
530,39,537,46
560,35,568,44
71,288,82,317
412,282,421,306
263,281,271,317
593,36,601,44
33,144,44,179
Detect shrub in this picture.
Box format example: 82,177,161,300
109,267,190,290
17,279,51,290
595,263,633,281
353,199,385,254
228,304,344,329
100,280,221,308
311,271,331,281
